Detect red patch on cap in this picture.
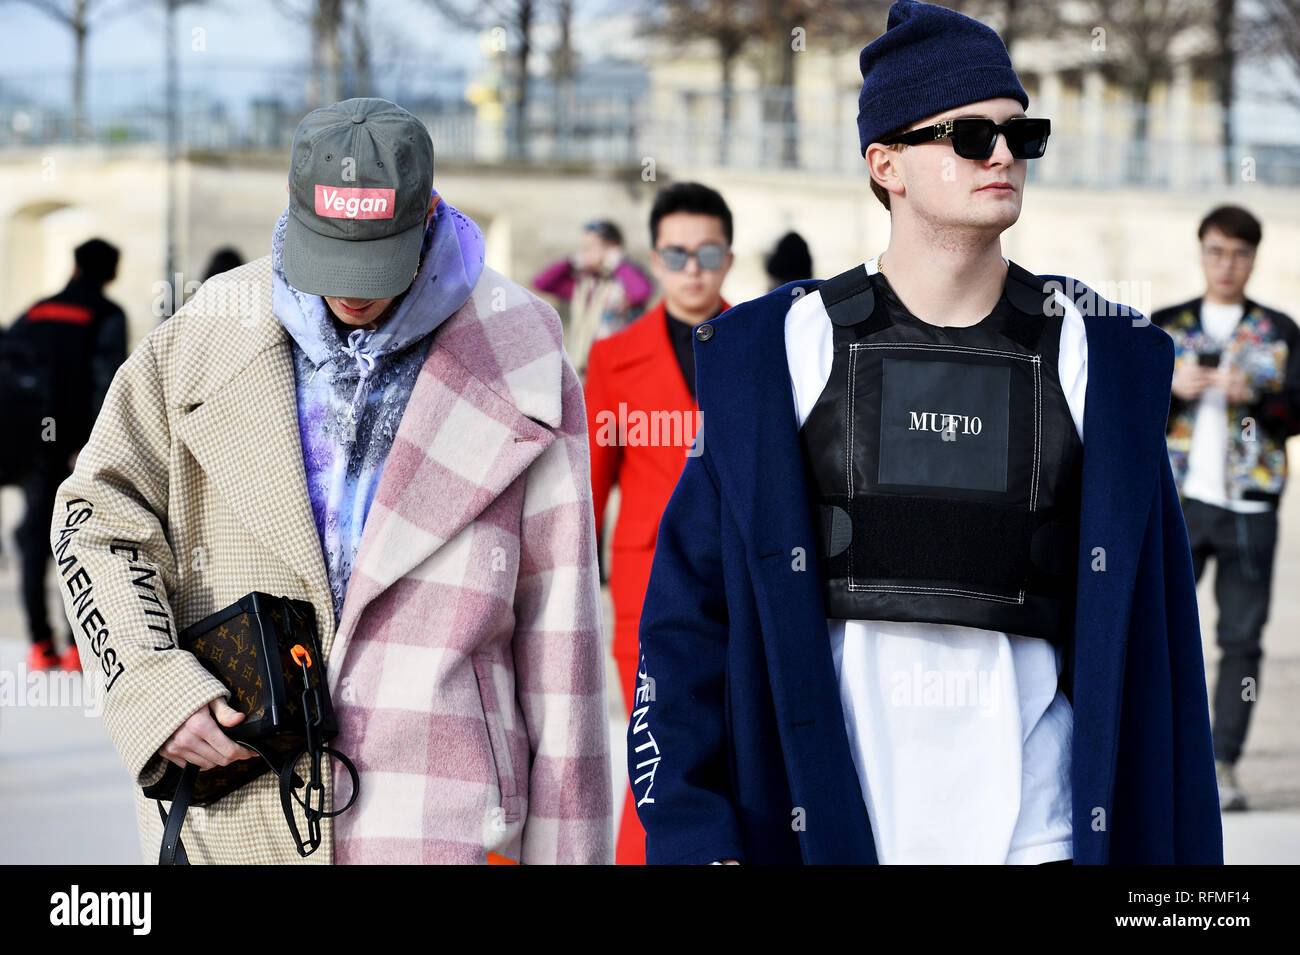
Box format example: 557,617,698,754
314,185,396,220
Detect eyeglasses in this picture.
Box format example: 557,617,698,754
882,117,1051,160
1201,246,1255,264
656,243,729,271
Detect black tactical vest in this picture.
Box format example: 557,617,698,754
799,261,1084,645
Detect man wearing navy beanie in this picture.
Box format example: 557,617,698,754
630,0,1223,865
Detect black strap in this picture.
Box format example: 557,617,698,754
821,259,1054,335
279,745,361,857
157,763,198,866
820,264,876,327
155,741,285,866
155,741,360,864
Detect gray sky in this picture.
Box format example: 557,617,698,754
3,0,1297,142
0,0,652,121
1,0,476,73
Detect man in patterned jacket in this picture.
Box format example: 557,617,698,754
1154,204,1300,812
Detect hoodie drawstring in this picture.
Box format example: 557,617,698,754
340,329,377,442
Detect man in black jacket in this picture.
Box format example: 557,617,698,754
1153,205,1300,812
5,237,127,672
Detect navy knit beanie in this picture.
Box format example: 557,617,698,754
858,0,1028,155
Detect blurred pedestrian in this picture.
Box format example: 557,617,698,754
764,231,813,290
534,220,652,374
584,181,733,864
3,237,126,673
203,246,243,281
1154,204,1300,812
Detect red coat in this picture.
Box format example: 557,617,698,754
584,298,726,865
584,300,727,691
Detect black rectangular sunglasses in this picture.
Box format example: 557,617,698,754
882,117,1051,160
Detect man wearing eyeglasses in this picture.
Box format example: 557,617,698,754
1154,205,1300,813
583,181,733,864
630,0,1222,865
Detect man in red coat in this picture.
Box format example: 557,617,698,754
583,182,734,864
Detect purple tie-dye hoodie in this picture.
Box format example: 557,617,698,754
270,192,486,624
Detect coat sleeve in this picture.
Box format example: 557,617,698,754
47,331,230,790
630,426,745,864
582,339,622,541
87,307,128,431
511,351,614,864
1157,445,1226,863
613,260,653,312
532,259,578,302
1244,310,1300,438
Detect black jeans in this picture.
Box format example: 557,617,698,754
16,458,72,646
1180,496,1280,765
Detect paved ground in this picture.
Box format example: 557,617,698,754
1,474,1296,864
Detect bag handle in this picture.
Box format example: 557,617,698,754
157,764,198,865
155,741,359,865
155,740,283,866
278,745,361,857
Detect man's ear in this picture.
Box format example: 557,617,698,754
865,143,903,200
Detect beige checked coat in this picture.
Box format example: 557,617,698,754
49,255,613,864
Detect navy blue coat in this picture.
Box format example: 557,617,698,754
628,275,1225,865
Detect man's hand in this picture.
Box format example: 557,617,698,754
1213,364,1255,404
1171,361,1216,401
160,697,258,770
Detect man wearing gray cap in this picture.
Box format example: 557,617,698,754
50,97,613,864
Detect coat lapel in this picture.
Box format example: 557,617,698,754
325,296,561,689
613,303,694,411
1067,296,1174,863
695,283,879,863
174,304,335,647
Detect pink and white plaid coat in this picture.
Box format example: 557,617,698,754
50,254,613,864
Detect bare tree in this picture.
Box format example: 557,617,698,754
748,0,891,168
642,0,759,165
1212,0,1238,182
11,0,145,139
1066,1,1217,181
313,0,343,105
1255,0,1300,107
549,0,577,159
1187,0,1280,182
426,0,536,160
350,0,372,97
271,0,350,108
949,0,1068,55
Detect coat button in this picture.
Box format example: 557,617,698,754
696,324,714,342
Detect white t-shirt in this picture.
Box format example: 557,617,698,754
1182,301,1272,513
784,255,1084,864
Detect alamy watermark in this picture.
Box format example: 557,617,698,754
0,666,102,717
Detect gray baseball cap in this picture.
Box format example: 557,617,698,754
283,97,434,300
